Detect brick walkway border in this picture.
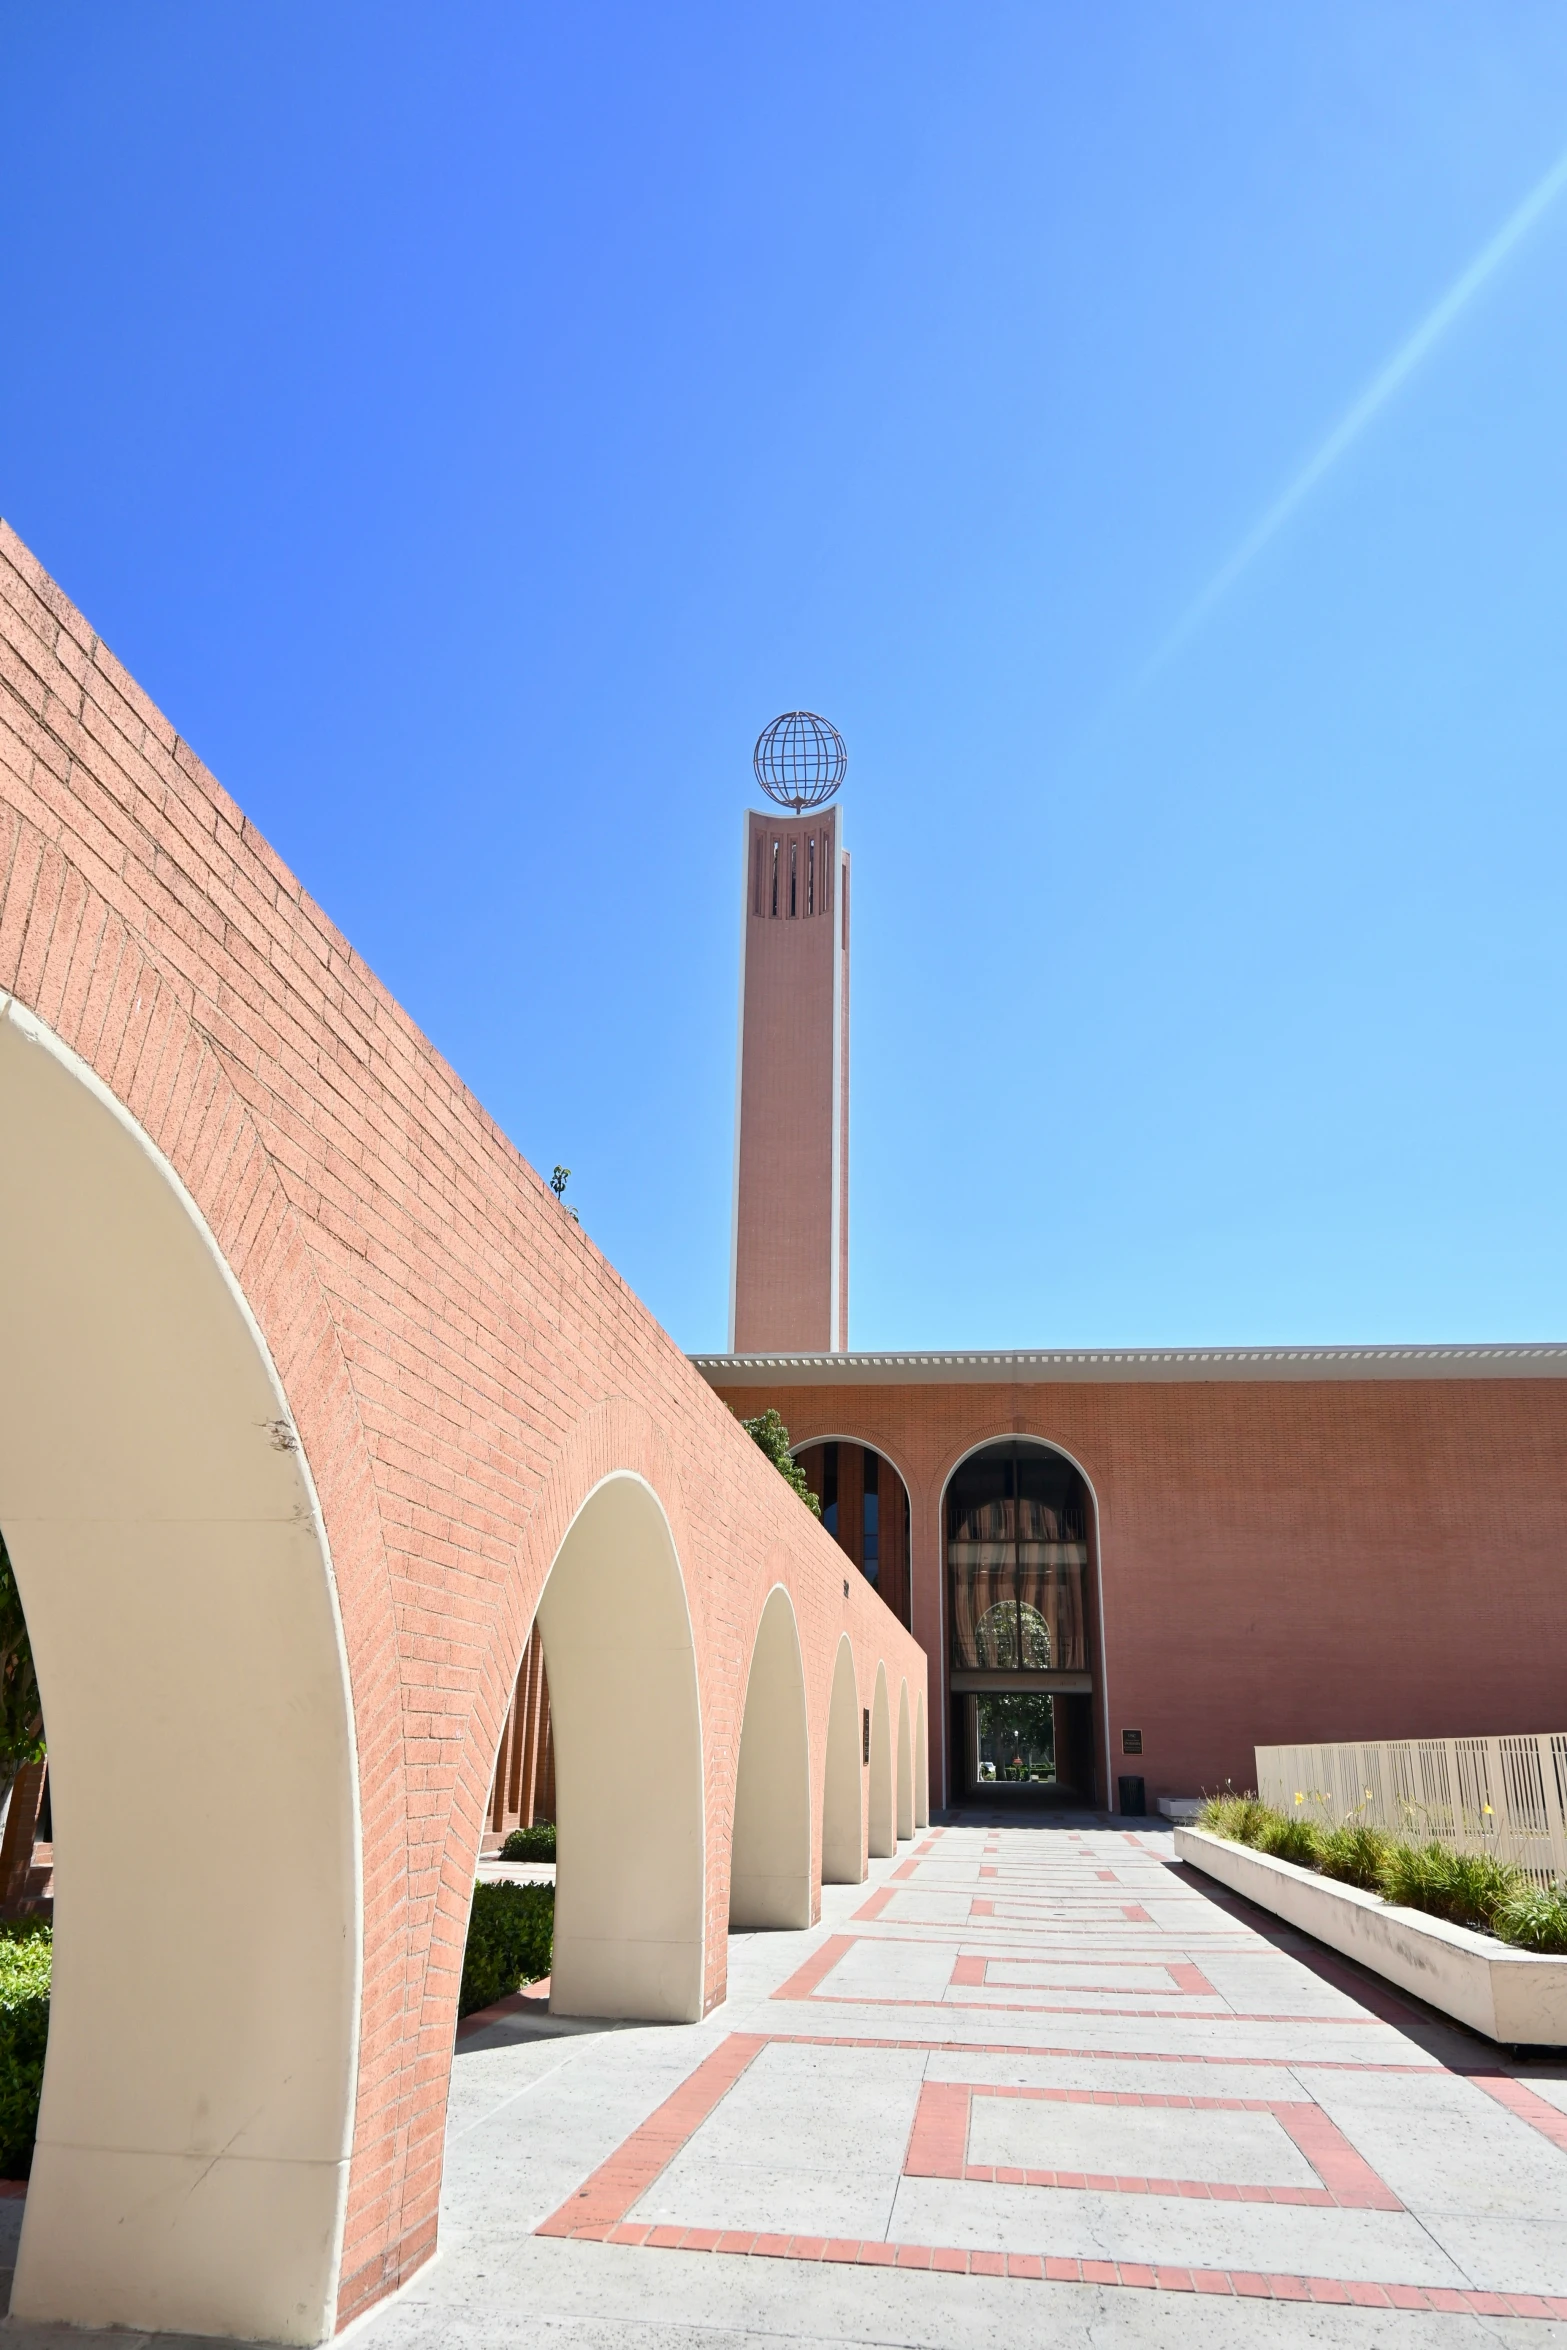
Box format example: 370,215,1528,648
583,2225,1567,2319
538,2013,1567,2311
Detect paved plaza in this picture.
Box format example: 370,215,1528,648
360,1813,1567,2349
9,1813,1567,2348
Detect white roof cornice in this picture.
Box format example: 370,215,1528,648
689,1343,1567,1387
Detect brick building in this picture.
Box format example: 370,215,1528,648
702,746,1567,1816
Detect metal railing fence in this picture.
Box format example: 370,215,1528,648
1255,1735,1567,1887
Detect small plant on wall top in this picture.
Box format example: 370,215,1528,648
735,1409,821,1518
550,1166,579,1224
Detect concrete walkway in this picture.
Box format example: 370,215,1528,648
6,1814,1567,2347
350,1811,1567,2347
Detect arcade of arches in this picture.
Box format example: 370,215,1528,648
0,525,927,2347
486,1441,918,1850
485,1626,556,1844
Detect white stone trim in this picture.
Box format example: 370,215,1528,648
692,1342,1567,1386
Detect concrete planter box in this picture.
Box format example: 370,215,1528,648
1174,1824,1567,2047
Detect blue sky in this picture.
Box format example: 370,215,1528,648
5,5,1567,1351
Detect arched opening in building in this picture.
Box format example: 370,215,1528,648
534,1474,705,2021
821,1635,863,1883
896,1679,915,1841
944,1437,1101,1807
867,1662,896,1858
793,1440,913,1630
729,1587,811,1930
0,1003,360,2344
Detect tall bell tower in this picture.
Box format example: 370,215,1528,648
729,713,850,1355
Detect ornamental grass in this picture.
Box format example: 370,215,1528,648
1314,1820,1394,1892
1492,1882,1567,1954
1196,1795,1567,1952
1378,1840,1519,1931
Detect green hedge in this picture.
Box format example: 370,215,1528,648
500,1822,556,1862
1199,1794,1567,1952
0,1923,51,2178
460,1881,554,2019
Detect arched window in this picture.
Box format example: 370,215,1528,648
794,1441,913,1631
945,1440,1096,1799
947,1440,1088,1675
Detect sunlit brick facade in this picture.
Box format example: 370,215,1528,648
712,777,1567,1819
695,1346,1567,1815
730,804,849,1354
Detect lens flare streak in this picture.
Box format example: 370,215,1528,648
1141,142,1567,682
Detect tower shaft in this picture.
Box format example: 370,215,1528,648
730,805,849,1353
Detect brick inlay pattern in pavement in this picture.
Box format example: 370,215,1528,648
319,1814,1567,2347
536,1819,1567,2323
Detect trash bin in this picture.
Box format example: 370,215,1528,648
1117,1774,1147,1817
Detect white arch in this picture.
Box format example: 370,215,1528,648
915,1688,930,1829
935,1431,1110,1811
536,1472,705,2021
729,1586,811,1929
896,1677,915,1841
821,1634,863,1883
868,1661,895,1859
0,999,360,2345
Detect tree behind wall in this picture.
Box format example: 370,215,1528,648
978,1691,1055,1781
736,1409,821,1517
0,1531,43,1806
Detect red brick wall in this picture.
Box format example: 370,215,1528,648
711,1374,1567,1812
0,525,925,2328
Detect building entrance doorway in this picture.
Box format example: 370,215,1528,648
946,1439,1100,1804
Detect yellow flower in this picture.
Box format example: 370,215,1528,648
1483,1802,1493,1815
1294,1792,1304,1805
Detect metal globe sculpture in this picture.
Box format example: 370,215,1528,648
753,711,847,812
